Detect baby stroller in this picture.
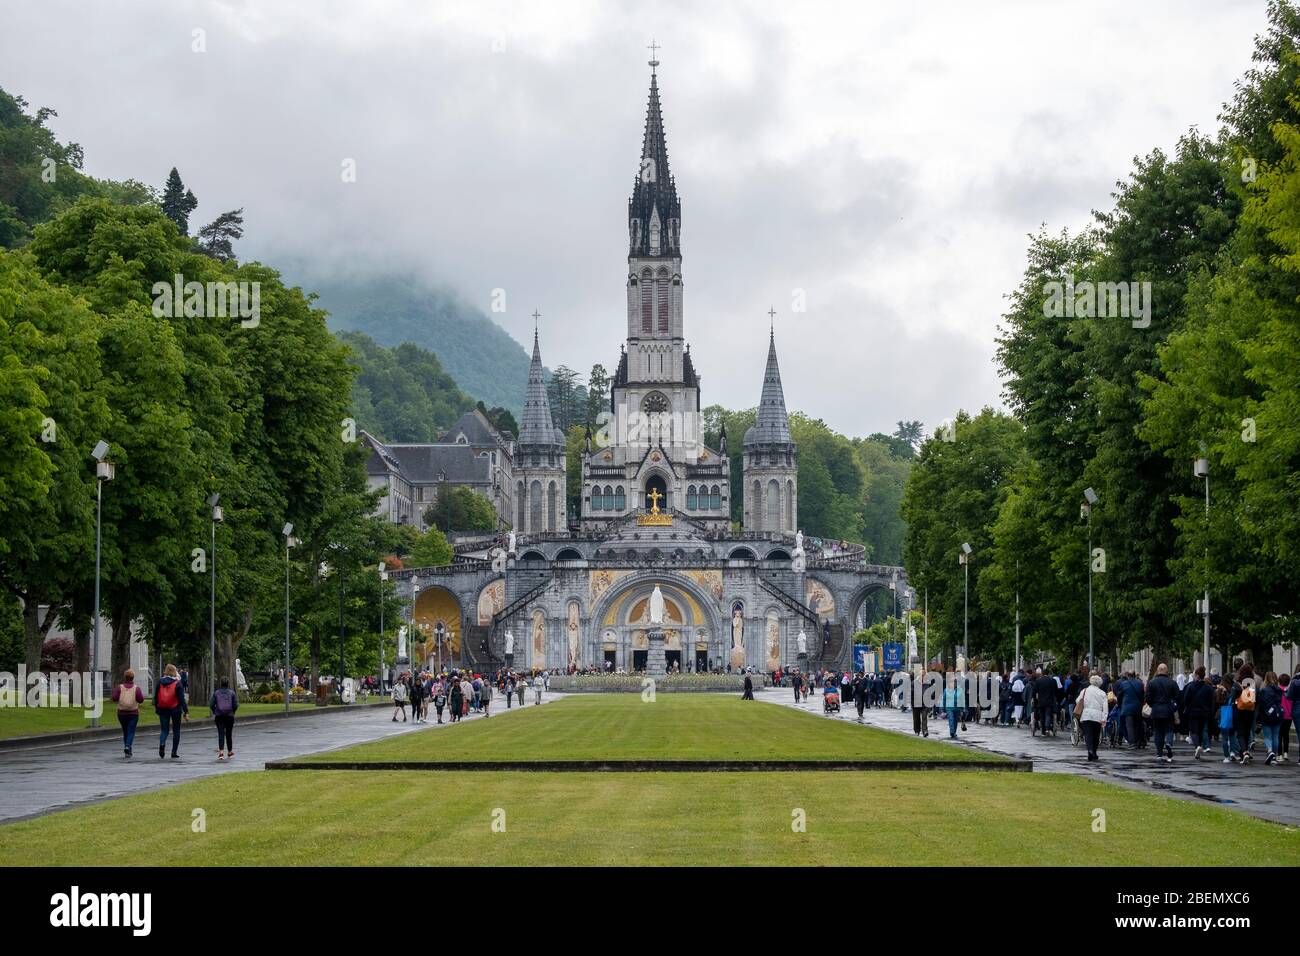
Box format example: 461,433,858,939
824,690,841,714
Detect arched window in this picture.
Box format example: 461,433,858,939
516,480,525,530
640,268,652,332
751,479,762,530
590,485,601,511
529,480,542,533
686,485,697,510
766,479,780,530
656,268,670,332
786,479,794,530
615,486,626,510
711,484,721,510
547,481,558,531
604,485,614,511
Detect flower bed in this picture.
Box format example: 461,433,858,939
547,673,757,693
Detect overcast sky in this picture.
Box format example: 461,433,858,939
2,0,1270,437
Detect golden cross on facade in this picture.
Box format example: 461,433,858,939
647,487,663,513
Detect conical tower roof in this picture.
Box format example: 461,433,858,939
628,58,680,256
744,330,792,446
519,328,564,448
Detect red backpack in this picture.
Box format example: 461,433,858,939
156,681,178,709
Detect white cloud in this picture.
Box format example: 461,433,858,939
1,0,1268,435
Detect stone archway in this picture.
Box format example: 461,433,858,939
590,572,725,673
412,585,462,667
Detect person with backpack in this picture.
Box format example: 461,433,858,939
111,668,145,758
431,677,447,724
391,674,409,722
480,675,494,716
1257,672,1286,765
1229,664,1257,763
154,663,188,759
210,676,239,761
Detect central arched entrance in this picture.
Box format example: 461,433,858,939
591,574,724,673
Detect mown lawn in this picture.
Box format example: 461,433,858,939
302,694,1002,763
0,698,338,739
2,769,1294,866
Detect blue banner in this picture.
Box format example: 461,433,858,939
853,645,871,673
882,642,904,671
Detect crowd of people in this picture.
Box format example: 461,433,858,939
389,668,549,723
778,659,1299,767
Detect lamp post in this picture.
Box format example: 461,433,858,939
282,523,295,715
378,561,388,698
959,543,972,667
1194,457,1210,671
1014,558,1021,673
206,493,222,701
923,588,929,670
1082,487,1098,669
338,548,347,703
91,441,114,729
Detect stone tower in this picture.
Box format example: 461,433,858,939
514,328,567,534
742,329,797,533
579,54,729,529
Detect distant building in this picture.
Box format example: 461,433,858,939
363,408,515,530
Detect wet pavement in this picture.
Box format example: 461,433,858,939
759,688,1300,827
0,693,555,823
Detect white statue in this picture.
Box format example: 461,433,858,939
649,585,665,625
504,630,515,657
234,657,248,691
507,530,517,555
797,629,807,655
397,625,408,659
795,529,804,552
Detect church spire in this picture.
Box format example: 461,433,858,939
745,327,792,446
628,47,680,257
519,324,563,448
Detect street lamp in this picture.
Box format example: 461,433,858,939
337,547,347,703
90,440,114,729
207,493,222,701
282,523,295,715
378,561,388,699
958,543,972,667
1194,456,1210,671
1082,487,1098,669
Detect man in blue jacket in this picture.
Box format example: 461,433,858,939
1117,671,1145,749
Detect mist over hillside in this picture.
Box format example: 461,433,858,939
297,271,532,416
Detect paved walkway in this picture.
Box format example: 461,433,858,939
0,694,556,823
758,688,1300,826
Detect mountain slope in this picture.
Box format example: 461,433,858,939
306,273,530,416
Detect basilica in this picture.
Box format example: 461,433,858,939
384,58,905,676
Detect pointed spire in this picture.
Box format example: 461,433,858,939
519,323,563,447
744,328,792,446
629,52,680,256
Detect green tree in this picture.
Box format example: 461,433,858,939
422,484,498,534
160,167,197,236
406,525,453,567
